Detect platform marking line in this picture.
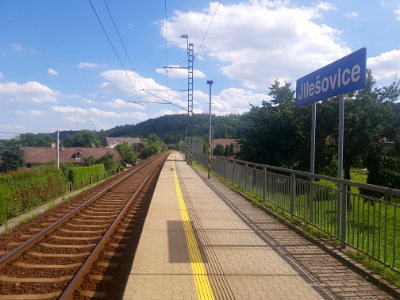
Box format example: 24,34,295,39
172,156,215,300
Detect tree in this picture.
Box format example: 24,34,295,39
0,140,24,172
84,156,96,166
98,153,115,171
238,80,309,170
115,142,136,166
19,133,54,147
141,134,168,159
63,130,101,147
213,144,224,156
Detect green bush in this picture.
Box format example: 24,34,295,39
0,184,14,224
68,164,105,189
0,167,66,224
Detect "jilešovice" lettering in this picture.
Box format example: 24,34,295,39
297,64,361,101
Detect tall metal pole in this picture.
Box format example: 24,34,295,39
187,43,194,165
181,35,189,162
337,94,346,244
56,130,60,169
207,80,213,179
310,102,316,174
309,102,317,223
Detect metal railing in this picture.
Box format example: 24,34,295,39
193,153,400,272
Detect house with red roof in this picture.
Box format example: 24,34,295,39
22,147,121,167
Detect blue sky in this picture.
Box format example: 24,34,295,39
1,0,399,139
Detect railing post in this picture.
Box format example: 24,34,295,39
309,178,314,224
336,182,346,245
341,183,347,245
245,162,248,190
263,167,266,202
225,158,228,178
290,172,296,217
233,161,236,185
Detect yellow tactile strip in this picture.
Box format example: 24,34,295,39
172,156,215,300
178,172,236,300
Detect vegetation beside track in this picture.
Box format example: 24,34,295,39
0,167,66,224
0,163,124,226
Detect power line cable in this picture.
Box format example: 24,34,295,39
164,0,169,67
194,0,222,59
88,0,143,105
103,0,136,74
141,90,187,111
0,131,23,135
103,0,146,102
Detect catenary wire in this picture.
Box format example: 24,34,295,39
88,0,143,105
103,0,146,103
194,0,222,59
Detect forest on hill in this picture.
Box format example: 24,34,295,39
101,113,248,145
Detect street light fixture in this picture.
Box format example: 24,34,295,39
180,34,189,57
207,80,213,179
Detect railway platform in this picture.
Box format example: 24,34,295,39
122,151,396,300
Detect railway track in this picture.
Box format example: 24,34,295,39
0,152,169,299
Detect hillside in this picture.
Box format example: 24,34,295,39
102,113,248,144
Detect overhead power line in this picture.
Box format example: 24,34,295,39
0,131,23,135
88,0,142,105
141,90,187,111
164,0,169,67
195,0,222,59
103,0,136,74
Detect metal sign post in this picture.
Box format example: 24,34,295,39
296,48,367,243
309,102,316,223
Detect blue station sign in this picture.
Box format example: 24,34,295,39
296,48,366,106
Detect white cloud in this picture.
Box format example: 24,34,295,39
78,62,102,69
0,72,4,79
0,81,58,103
314,2,336,12
164,1,349,89
99,70,187,109
11,43,23,52
104,98,145,110
16,110,44,117
88,108,119,118
213,88,267,115
62,116,87,123
156,65,205,78
51,105,146,120
395,8,400,21
0,124,26,136
48,68,59,76
51,106,87,114
120,111,148,121
368,49,400,80
82,98,95,104
345,11,359,18
51,104,149,128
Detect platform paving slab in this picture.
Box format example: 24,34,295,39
122,152,335,299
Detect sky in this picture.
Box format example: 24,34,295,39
1,0,400,139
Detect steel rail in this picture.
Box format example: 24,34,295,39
0,159,152,270
59,152,168,299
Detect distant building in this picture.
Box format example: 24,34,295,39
22,147,121,167
192,137,204,154
211,139,240,154
106,137,143,155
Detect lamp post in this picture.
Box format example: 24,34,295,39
207,80,213,179
180,34,188,57
180,34,190,163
